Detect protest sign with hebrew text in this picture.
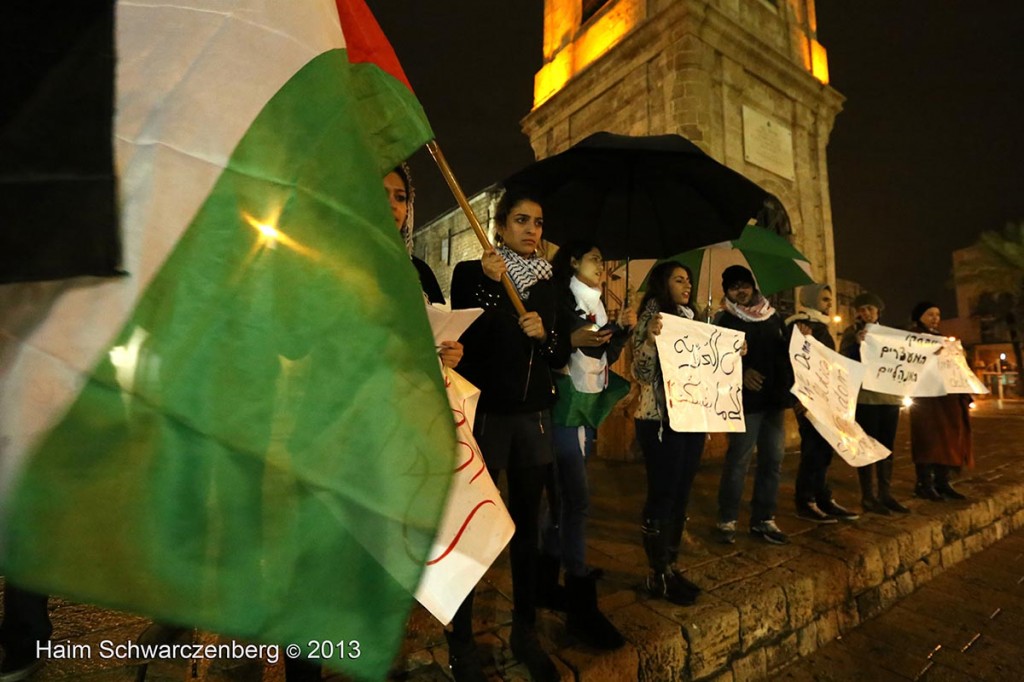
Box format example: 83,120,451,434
861,324,987,396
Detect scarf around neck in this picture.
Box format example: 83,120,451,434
569,275,607,327
784,308,830,327
724,292,775,322
497,245,552,299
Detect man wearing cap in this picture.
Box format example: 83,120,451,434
785,284,860,523
713,265,793,544
839,292,910,514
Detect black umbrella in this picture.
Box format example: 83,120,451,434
504,131,785,260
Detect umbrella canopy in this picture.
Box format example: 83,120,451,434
503,131,784,260
667,225,814,313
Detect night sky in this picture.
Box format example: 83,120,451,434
370,1,1024,325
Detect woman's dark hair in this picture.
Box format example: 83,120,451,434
640,260,696,315
494,185,544,226
391,164,411,194
550,239,598,287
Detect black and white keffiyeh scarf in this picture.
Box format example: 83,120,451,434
497,245,553,299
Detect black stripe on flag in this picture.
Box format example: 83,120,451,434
1,0,121,284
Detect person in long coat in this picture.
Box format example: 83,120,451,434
908,301,973,501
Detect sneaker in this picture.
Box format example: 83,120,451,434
750,519,789,545
715,520,737,545
861,497,891,515
881,496,911,514
818,499,860,521
795,501,838,524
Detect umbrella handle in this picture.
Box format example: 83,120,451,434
427,141,528,316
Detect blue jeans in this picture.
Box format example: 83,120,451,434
542,425,594,577
718,409,786,525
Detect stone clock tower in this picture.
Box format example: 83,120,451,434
520,0,844,458
522,0,843,291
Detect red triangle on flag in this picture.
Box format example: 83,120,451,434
334,0,415,93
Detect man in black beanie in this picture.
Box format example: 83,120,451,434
713,266,792,544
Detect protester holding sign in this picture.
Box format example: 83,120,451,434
839,292,910,515
538,239,634,650
908,302,973,501
714,265,793,545
785,284,859,523
631,261,706,605
448,187,570,682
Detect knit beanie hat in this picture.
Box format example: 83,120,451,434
852,292,884,311
722,265,756,291
911,301,939,324
798,283,831,309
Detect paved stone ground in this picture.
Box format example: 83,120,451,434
777,527,1024,681
4,399,1024,681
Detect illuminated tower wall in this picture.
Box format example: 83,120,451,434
523,0,843,291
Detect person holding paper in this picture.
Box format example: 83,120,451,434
714,265,792,545
785,284,860,523
908,302,973,501
631,261,706,605
447,186,570,682
530,239,635,649
839,292,909,514
384,165,463,369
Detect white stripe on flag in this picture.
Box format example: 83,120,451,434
0,0,346,552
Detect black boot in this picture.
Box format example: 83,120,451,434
444,630,487,682
565,573,625,650
856,464,875,503
642,520,698,606
510,615,559,682
934,466,967,500
876,456,909,512
914,464,943,501
535,553,566,611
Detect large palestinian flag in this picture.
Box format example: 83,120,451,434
0,1,454,678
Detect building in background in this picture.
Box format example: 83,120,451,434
416,0,845,454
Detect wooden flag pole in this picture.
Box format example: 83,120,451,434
427,140,527,316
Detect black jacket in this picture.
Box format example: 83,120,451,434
451,261,571,413
715,309,793,413
412,255,445,305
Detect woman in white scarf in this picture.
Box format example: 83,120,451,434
538,240,635,651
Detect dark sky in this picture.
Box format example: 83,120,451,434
370,1,1024,323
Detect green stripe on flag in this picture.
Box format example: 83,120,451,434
5,49,450,680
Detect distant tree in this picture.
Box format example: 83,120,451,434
955,220,1024,391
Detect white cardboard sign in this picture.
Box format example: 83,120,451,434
655,314,746,433
789,328,890,467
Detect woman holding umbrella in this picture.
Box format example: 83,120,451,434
631,260,706,605
446,186,570,682
538,239,635,649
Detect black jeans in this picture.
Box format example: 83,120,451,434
795,415,834,504
635,420,705,523
855,403,900,498
451,412,550,636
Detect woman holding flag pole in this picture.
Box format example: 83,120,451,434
447,186,569,682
